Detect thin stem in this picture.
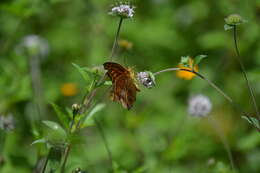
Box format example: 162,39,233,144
60,144,71,173
110,17,123,61
29,55,46,119
41,148,52,173
233,26,260,120
60,111,76,173
208,116,235,171
94,117,113,168
154,68,232,103
154,68,260,131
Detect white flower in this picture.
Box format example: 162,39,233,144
17,34,49,58
137,71,155,89
188,94,212,117
109,3,135,18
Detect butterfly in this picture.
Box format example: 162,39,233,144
103,62,140,110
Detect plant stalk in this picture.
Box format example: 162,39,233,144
232,25,260,120
60,144,71,173
110,17,123,61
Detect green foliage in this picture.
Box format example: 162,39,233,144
51,103,70,130
72,63,93,83
42,120,67,145
242,116,260,129
81,103,106,128
193,55,207,67
180,56,190,67
1,0,260,173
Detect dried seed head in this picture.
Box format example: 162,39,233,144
137,71,155,89
188,94,212,117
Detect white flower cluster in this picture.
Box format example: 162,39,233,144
110,3,135,18
0,114,15,131
137,72,155,89
188,94,212,117
18,34,49,58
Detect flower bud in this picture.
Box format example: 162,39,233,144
72,104,81,115
225,14,244,26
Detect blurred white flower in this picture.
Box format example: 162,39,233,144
137,71,155,89
17,34,49,58
188,94,212,117
0,114,15,131
109,3,135,18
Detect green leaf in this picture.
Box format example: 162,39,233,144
133,166,149,173
238,131,260,150
180,56,190,67
72,63,92,82
51,103,69,129
193,55,207,66
241,116,260,129
81,103,106,128
224,24,234,31
31,138,46,145
42,121,67,144
104,81,112,86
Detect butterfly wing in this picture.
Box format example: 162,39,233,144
103,62,128,81
112,75,139,110
103,62,140,110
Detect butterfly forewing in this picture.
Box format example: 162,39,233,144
103,62,129,81
103,62,140,110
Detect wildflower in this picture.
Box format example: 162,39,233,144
224,14,247,30
60,83,78,97
19,35,49,58
118,39,133,50
225,14,244,26
176,58,198,80
0,114,15,131
109,3,135,18
188,94,212,117
137,71,155,89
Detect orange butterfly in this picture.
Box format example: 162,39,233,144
103,62,140,110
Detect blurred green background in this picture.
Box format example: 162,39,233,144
1,0,260,172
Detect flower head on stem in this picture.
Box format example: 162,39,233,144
188,94,212,117
109,2,135,19
176,57,198,80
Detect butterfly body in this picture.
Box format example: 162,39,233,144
103,62,140,110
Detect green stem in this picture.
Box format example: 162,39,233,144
60,111,76,173
94,117,113,168
233,25,260,120
110,17,123,61
208,116,235,170
41,148,52,173
60,144,71,173
154,68,260,131
154,68,232,102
